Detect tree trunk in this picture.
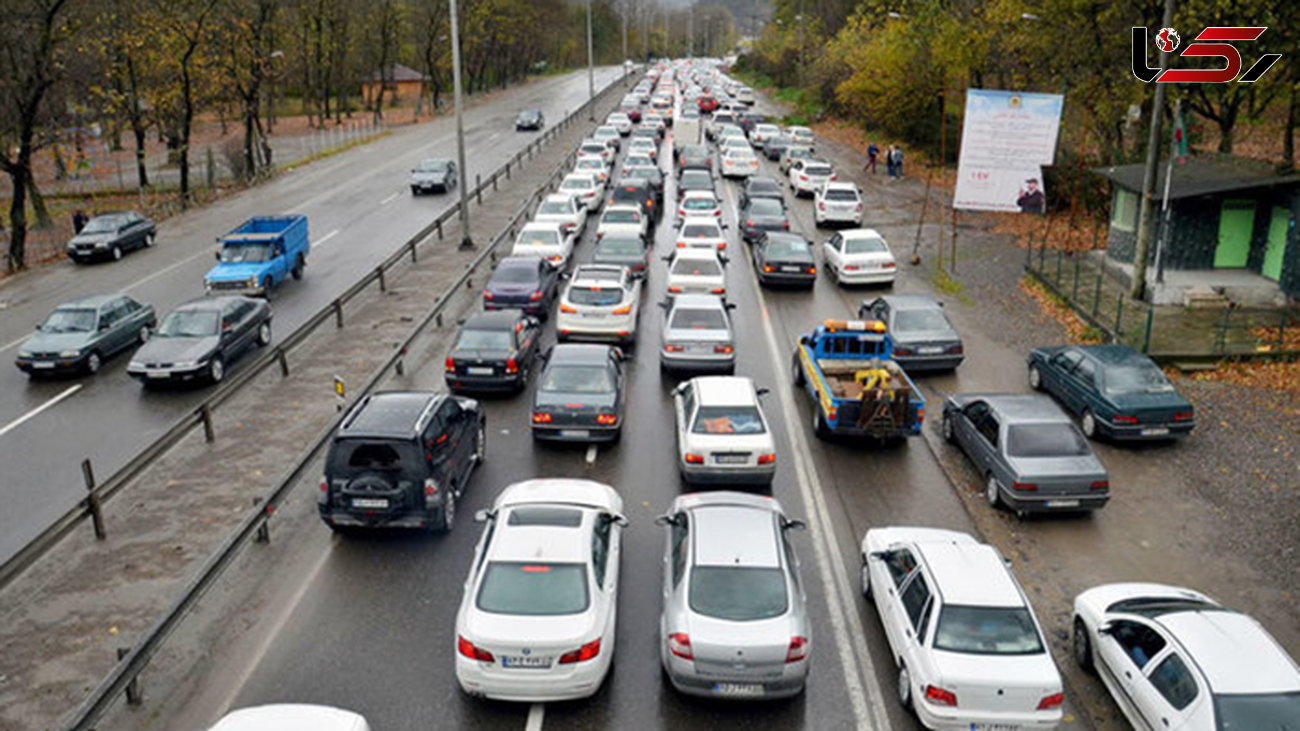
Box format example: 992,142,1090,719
1284,81,1297,170
6,157,30,271
132,123,149,188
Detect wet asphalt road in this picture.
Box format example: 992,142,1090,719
0,67,624,564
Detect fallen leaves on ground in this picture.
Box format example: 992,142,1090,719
1019,277,1106,344
1250,325,1300,350
1186,360,1300,394
990,211,1107,251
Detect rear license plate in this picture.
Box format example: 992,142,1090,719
560,429,590,439
715,454,748,464
352,498,389,509
972,724,1022,731
713,683,763,696
32,361,55,369
466,367,493,376
147,371,170,379
1141,427,1170,436
502,655,552,669
918,346,944,355
781,266,802,273
1046,500,1080,508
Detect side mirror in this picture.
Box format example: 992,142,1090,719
868,550,890,561
99,321,112,331
474,509,495,523
719,254,729,265
653,514,678,527
657,300,670,310
756,387,770,397
725,303,737,311
214,251,221,261
782,518,807,531
613,514,629,527
1097,622,1115,636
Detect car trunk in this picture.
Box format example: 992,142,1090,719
1008,456,1108,497
535,390,617,427
450,348,514,378
685,613,793,681
1111,391,1192,425
465,609,600,673
930,650,1059,714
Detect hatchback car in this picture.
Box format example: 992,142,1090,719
788,159,836,197
606,179,658,222
720,148,759,178
672,377,776,485
556,265,641,344
1072,583,1300,731
17,294,156,376
779,146,814,174
739,197,790,243
942,393,1110,515
455,479,626,701
127,296,271,386
660,294,736,374
512,222,576,270
665,248,727,299
515,109,545,131
823,229,897,286
445,310,541,393
409,158,457,195
656,491,809,699
534,194,588,237
753,232,816,288
558,173,604,212
318,390,484,533
66,211,156,263
860,295,964,372
1028,345,1195,440
815,182,864,227
860,527,1064,729
675,217,728,252
484,256,560,318
593,234,649,277
532,344,626,442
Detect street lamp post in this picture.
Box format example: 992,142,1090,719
587,0,596,121
449,0,472,249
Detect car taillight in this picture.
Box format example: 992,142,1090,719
683,453,704,464
678,208,686,217
856,203,863,212
318,477,328,493
664,344,684,352
668,285,683,293
558,638,602,664
424,478,438,496
924,685,957,707
828,405,837,421
1037,692,1065,710
483,290,494,301
1012,481,1038,491
806,266,817,274
718,242,726,250
714,344,734,354
532,412,552,423
817,202,826,211
596,232,604,240
1174,411,1194,421
612,304,632,315
746,219,754,228
560,304,578,314
528,289,544,301
458,636,495,662
763,265,775,273
710,287,725,294
1113,415,1138,424
548,255,563,263
1090,480,1110,490
799,174,808,180
596,413,618,425
844,264,860,271
882,261,896,269
758,453,776,465
444,356,456,373
782,220,790,229
830,174,838,180
785,636,807,662
505,357,519,374
676,241,686,248
947,343,964,354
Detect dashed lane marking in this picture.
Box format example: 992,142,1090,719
0,384,83,438
525,703,544,731
311,229,341,249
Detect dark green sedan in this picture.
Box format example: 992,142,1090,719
1027,345,1195,441
15,294,157,376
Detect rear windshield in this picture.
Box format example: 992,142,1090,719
477,562,589,616
670,308,727,330
1006,424,1091,457
683,224,720,238
517,230,560,246
624,156,654,168
1103,365,1175,395
689,566,788,621
933,605,1045,655
1215,692,1300,730
894,309,950,332
748,199,784,216
603,209,641,224
492,265,537,284
683,197,717,211
764,240,810,257
844,237,888,254
671,258,722,276
455,328,513,351
825,189,858,201
805,165,833,176
692,405,765,434
538,201,571,215
569,287,624,306
598,237,643,254
562,178,594,190
681,173,712,187
327,439,421,476
576,159,604,170
541,364,614,393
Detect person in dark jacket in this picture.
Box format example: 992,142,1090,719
865,142,879,174
1017,178,1046,214
72,208,89,234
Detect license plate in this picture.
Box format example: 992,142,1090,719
713,683,763,696
560,429,590,439
502,655,552,669
972,724,1022,731
352,498,389,509
1046,499,1080,508
147,371,170,379
466,367,493,376
715,454,748,464
1141,427,1170,436
32,361,55,369
781,266,802,272
918,346,944,355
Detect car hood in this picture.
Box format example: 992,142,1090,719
134,335,218,364
535,390,618,410
69,232,115,245
206,262,269,281
1007,454,1107,479
22,330,95,353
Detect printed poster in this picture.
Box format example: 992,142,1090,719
953,89,1064,213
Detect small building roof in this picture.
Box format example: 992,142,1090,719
365,64,429,83
1094,155,1300,200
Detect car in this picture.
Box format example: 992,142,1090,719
1071,583,1300,731
739,197,790,243
632,124,662,144
655,491,809,699
621,165,665,209
592,233,649,277
859,527,1064,729
753,232,816,288
738,176,785,209
515,108,545,131
642,113,668,134
578,139,615,165
660,294,735,374
715,125,747,147
674,217,728,252
736,86,755,104
706,112,737,140
455,479,626,702
532,344,627,442
606,178,658,223
671,377,776,485
209,704,370,731
620,154,656,173
860,296,964,372
556,265,641,344
595,205,649,242
66,211,156,263
785,125,815,150
592,125,622,152
573,155,610,185
512,222,576,269
627,137,659,161
558,172,604,212
736,112,768,135
606,111,633,135
619,104,642,123
779,145,815,174
534,193,588,237
718,136,751,157
762,133,795,161
788,159,837,197
126,296,271,386
675,190,722,227
696,94,718,112
409,158,458,195
484,256,560,318
814,181,864,228
16,294,157,376
941,393,1111,515
720,148,759,178
445,310,541,393
665,247,727,299
676,144,713,175
748,123,780,148
822,228,897,286
677,169,716,202
1028,345,1195,440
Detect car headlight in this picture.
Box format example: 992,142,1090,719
173,361,197,369
18,351,32,359
248,275,258,286
94,241,108,249
60,350,81,358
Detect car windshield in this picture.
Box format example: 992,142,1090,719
541,364,614,393
157,309,219,337
492,265,537,284
1006,424,1092,457
692,405,765,434
1214,692,1300,730
599,238,642,255
581,145,605,155
895,309,951,332
81,216,126,234
749,199,784,216
476,562,589,616
670,308,726,330
517,230,560,246
1104,365,1175,395
538,201,572,215
933,605,1045,655
825,189,858,201
683,224,720,238
219,244,272,263
603,210,640,224
415,160,448,172
788,148,812,159
844,237,888,254
41,308,97,333
569,287,624,307
689,566,788,621
765,240,809,257
455,328,513,351
671,258,722,276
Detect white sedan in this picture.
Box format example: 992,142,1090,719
533,193,588,237
596,205,649,242
209,705,370,731
814,181,863,227
748,123,780,148
1073,583,1300,731
672,376,776,485
573,155,610,185
559,173,604,213
512,222,576,269
674,217,728,252
675,190,723,227
605,112,633,135
861,527,1065,730
822,228,896,285
455,479,626,702
665,247,726,298
556,265,641,344
720,148,759,179
788,159,836,197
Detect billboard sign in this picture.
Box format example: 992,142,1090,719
953,90,1064,213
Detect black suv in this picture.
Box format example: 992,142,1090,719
319,391,485,533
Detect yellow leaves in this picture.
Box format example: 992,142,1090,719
1188,361,1300,394
1019,277,1107,345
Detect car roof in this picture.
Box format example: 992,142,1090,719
543,193,577,204
1156,610,1300,693
495,478,622,513
680,216,722,228
746,177,780,189
59,293,121,308
210,704,369,731
841,228,886,240
339,391,440,439
462,310,524,330
821,181,858,193
689,502,781,568
913,541,1026,608
692,376,757,406
174,296,238,312
520,221,563,232
490,508,593,564
603,204,642,214
549,343,615,365
976,394,1071,423
672,247,721,261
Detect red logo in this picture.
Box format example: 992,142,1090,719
1132,26,1281,83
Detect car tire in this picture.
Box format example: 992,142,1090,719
812,401,831,440
860,558,872,599
256,321,271,347
1081,409,1098,439
986,474,1002,508
438,489,456,533
85,351,102,375
208,356,225,384
1028,364,1042,390
897,664,913,711
291,254,305,280
144,232,156,247
942,413,955,442
411,186,420,196
1073,617,1096,674
111,245,123,261
792,352,806,387
138,325,151,345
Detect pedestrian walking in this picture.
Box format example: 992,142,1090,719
72,208,89,234
892,146,905,179
885,145,897,179
865,142,879,174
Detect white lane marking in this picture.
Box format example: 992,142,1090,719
123,247,220,296
525,703,544,731
585,445,598,464
0,333,31,355
0,384,83,438
311,229,340,249
380,191,401,206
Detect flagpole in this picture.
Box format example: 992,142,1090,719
1154,97,1181,285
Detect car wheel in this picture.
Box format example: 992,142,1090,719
256,321,271,347
85,351,102,375
1081,409,1098,439
291,254,305,280
112,245,123,261
986,474,1002,508
897,664,913,711
942,413,954,443
791,352,806,387
138,325,151,345
1073,617,1096,674
208,356,225,384
812,401,831,440
411,186,420,196
1028,364,1042,390
144,232,156,247
439,489,456,533
860,558,872,599
474,419,487,464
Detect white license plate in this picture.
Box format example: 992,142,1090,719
352,498,389,509
147,371,170,379
1046,499,1080,508
781,266,803,272
715,454,748,464
1141,427,1170,436
502,655,552,669
918,346,944,355
972,725,1022,731
560,429,590,439
466,367,493,376
32,361,55,369
713,682,763,696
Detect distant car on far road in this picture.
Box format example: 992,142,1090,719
16,294,156,376
127,295,271,386
66,211,156,263
409,158,457,195
515,108,544,131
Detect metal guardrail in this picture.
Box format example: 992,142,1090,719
56,72,628,731
0,72,630,593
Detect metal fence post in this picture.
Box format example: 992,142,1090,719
333,299,344,328
1141,306,1154,353
82,459,106,540
1092,269,1104,318
200,403,216,443
377,266,386,293
1025,233,1033,268
410,239,419,263
117,648,143,705
1055,247,1063,285
1113,293,1125,339
1039,235,1047,270
437,218,444,240
276,348,289,377
475,174,482,205
253,497,270,543
1216,307,1231,354
1072,254,1081,301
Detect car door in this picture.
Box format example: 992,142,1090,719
1044,350,1083,405
92,302,117,355
897,570,937,694
422,406,453,490
1095,618,1168,729
517,317,539,363
1135,651,1203,731
673,381,696,459
871,546,918,658
106,298,136,353
823,233,843,272
442,399,474,485
973,408,1002,474
1066,357,1100,416
591,513,619,637
953,401,987,461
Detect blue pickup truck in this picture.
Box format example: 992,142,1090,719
204,215,309,297
792,318,925,442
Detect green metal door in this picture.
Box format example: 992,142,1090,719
1262,206,1290,281
1214,199,1255,268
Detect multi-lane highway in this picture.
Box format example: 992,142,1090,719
0,67,624,563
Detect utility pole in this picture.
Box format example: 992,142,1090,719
1131,0,1175,299
449,0,472,249
586,0,596,121
621,0,628,63
688,2,694,58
